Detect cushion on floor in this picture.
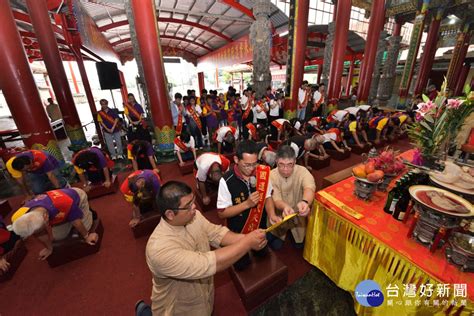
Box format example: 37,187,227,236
178,161,194,175
349,143,371,155
131,212,161,239
229,250,288,311
72,175,119,200
46,218,104,268
0,240,27,282
326,149,351,161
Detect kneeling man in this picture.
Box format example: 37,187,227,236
11,188,98,260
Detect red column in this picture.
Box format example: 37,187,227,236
283,0,310,118
317,64,323,84
454,62,471,96
73,51,105,147
131,0,174,151
327,0,351,104
119,71,129,105
413,11,442,96
240,72,244,91
198,72,205,93
26,0,87,148
0,0,63,160
393,20,402,37
356,0,385,103
215,68,219,89
346,59,355,97
68,61,80,94
447,28,472,91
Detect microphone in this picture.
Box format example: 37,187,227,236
249,176,256,189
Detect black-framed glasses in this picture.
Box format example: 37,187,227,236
172,196,195,212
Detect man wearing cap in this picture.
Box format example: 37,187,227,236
11,187,98,260
6,150,67,196
195,153,231,206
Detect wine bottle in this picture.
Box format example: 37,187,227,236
387,188,400,215
384,189,395,213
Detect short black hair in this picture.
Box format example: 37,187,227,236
127,93,135,97
156,181,193,213
131,140,150,157
74,150,100,170
11,156,32,171
47,98,53,103
319,83,325,87
302,80,309,85
348,114,357,121
277,145,296,160
236,140,258,159
174,93,182,99
201,89,208,94
180,130,191,143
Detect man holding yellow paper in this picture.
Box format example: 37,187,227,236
268,145,316,250
217,140,275,270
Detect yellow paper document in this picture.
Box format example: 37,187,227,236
265,213,299,233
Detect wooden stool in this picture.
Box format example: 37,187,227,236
0,199,12,218
229,250,288,311
72,175,119,200
326,149,351,161
0,240,27,282
195,188,218,212
46,218,104,268
178,161,194,175
300,155,331,170
322,165,354,189
131,212,161,239
349,143,370,155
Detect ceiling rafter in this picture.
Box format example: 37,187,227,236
98,17,233,42
110,35,212,52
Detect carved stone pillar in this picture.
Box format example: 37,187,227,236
377,34,402,102
250,0,272,98
321,22,335,88
369,31,388,103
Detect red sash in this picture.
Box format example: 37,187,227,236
242,97,253,120
31,150,48,170
174,137,190,152
187,106,202,130
271,120,285,131
204,104,217,118
326,128,342,143
126,103,147,129
46,190,74,226
246,123,257,140
98,110,117,127
241,165,271,234
299,90,311,109
313,94,324,111
176,113,184,135
256,101,266,113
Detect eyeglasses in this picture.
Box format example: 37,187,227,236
172,197,195,212
241,162,258,169
277,162,295,169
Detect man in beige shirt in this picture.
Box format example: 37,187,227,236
267,145,316,250
45,98,62,122
145,181,267,315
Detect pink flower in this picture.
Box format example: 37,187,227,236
415,112,423,122
412,149,423,166
447,99,463,110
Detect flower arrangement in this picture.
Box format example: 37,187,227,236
408,79,474,162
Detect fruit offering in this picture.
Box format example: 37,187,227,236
372,147,406,175
352,163,385,183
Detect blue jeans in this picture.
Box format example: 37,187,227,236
297,107,306,121
26,169,67,194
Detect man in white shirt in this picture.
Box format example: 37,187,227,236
297,81,310,121
311,83,325,117
195,153,231,205
215,126,239,154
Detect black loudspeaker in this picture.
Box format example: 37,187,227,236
95,62,122,90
